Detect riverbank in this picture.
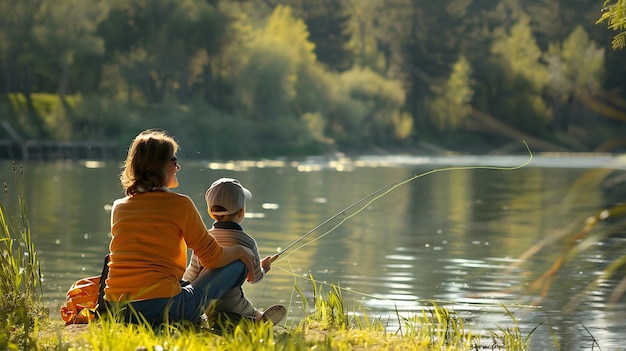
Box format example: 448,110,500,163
31,277,532,350
35,300,531,351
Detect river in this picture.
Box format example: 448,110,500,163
2,152,625,350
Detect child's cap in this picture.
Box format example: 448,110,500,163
205,178,252,216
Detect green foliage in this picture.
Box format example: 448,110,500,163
490,304,540,351
344,0,388,71
313,284,348,330
492,16,549,92
429,56,474,131
553,25,605,95
264,5,317,67
7,93,79,140
226,4,412,153
234,39,298,119
390,110,414,141
232,5,313,118
597,0,626,49
398,302,479,349
294,0,355,72
1,0,625,154
97,0,228,104
488,15,553,135
29,0,109,99
545,25,605,135
76,96,322,159
0,164,45,349
329,66,410,145
32,0,109,62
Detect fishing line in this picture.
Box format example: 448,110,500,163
271,141,533,263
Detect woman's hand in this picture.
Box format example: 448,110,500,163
239,247,255,281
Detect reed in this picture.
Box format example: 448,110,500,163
517,167,626,308
392,301,477,349
299,274,349,330
489,304,539,351
0,163,46,349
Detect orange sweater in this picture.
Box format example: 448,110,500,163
104,191,223,301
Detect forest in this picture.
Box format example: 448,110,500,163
1,0,626,159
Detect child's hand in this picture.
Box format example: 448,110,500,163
261,256,272,273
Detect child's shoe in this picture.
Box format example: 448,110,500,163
260,305,286,324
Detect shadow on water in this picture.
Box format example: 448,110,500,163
2,152,626,350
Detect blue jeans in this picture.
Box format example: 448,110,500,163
121,261,246,327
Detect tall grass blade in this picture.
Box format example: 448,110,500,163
0,163,44,349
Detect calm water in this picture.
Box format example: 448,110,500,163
3,153,626,350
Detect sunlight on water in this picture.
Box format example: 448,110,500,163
82,160,107,169
384,254,416,261
261,202,280,210
244,212,265,219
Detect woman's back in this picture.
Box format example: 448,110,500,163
106,191,221,301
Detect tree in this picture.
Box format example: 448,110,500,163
484,15,552,135
32,0,109,99
0,0,36,94
394,0,504,134
527,0,600,51
545,26,605,131
328,67,410,145
429,56,473,131
97,0,229,105
597,0,626,49
343,0,382,70
300,0,354,72
233,5,316,120
270,0,355,72
0,0,57,138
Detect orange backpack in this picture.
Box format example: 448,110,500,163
60,275,102,324
60,254,109,325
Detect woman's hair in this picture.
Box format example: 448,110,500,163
120,129,179,196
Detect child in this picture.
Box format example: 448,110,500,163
183,177,286,324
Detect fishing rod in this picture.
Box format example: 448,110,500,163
270,172,413,262
270,141,533,263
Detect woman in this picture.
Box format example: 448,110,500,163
103,129,255,327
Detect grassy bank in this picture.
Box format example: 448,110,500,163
37,292,530,351
1,165,539,350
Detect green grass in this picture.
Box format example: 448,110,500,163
0,162,48,350
489,304,541,351
1,166,544,351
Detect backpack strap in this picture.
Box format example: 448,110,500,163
95,253,110,313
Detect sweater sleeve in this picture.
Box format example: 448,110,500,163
179,196,224,268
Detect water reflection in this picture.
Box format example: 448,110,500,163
2,153,626,350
